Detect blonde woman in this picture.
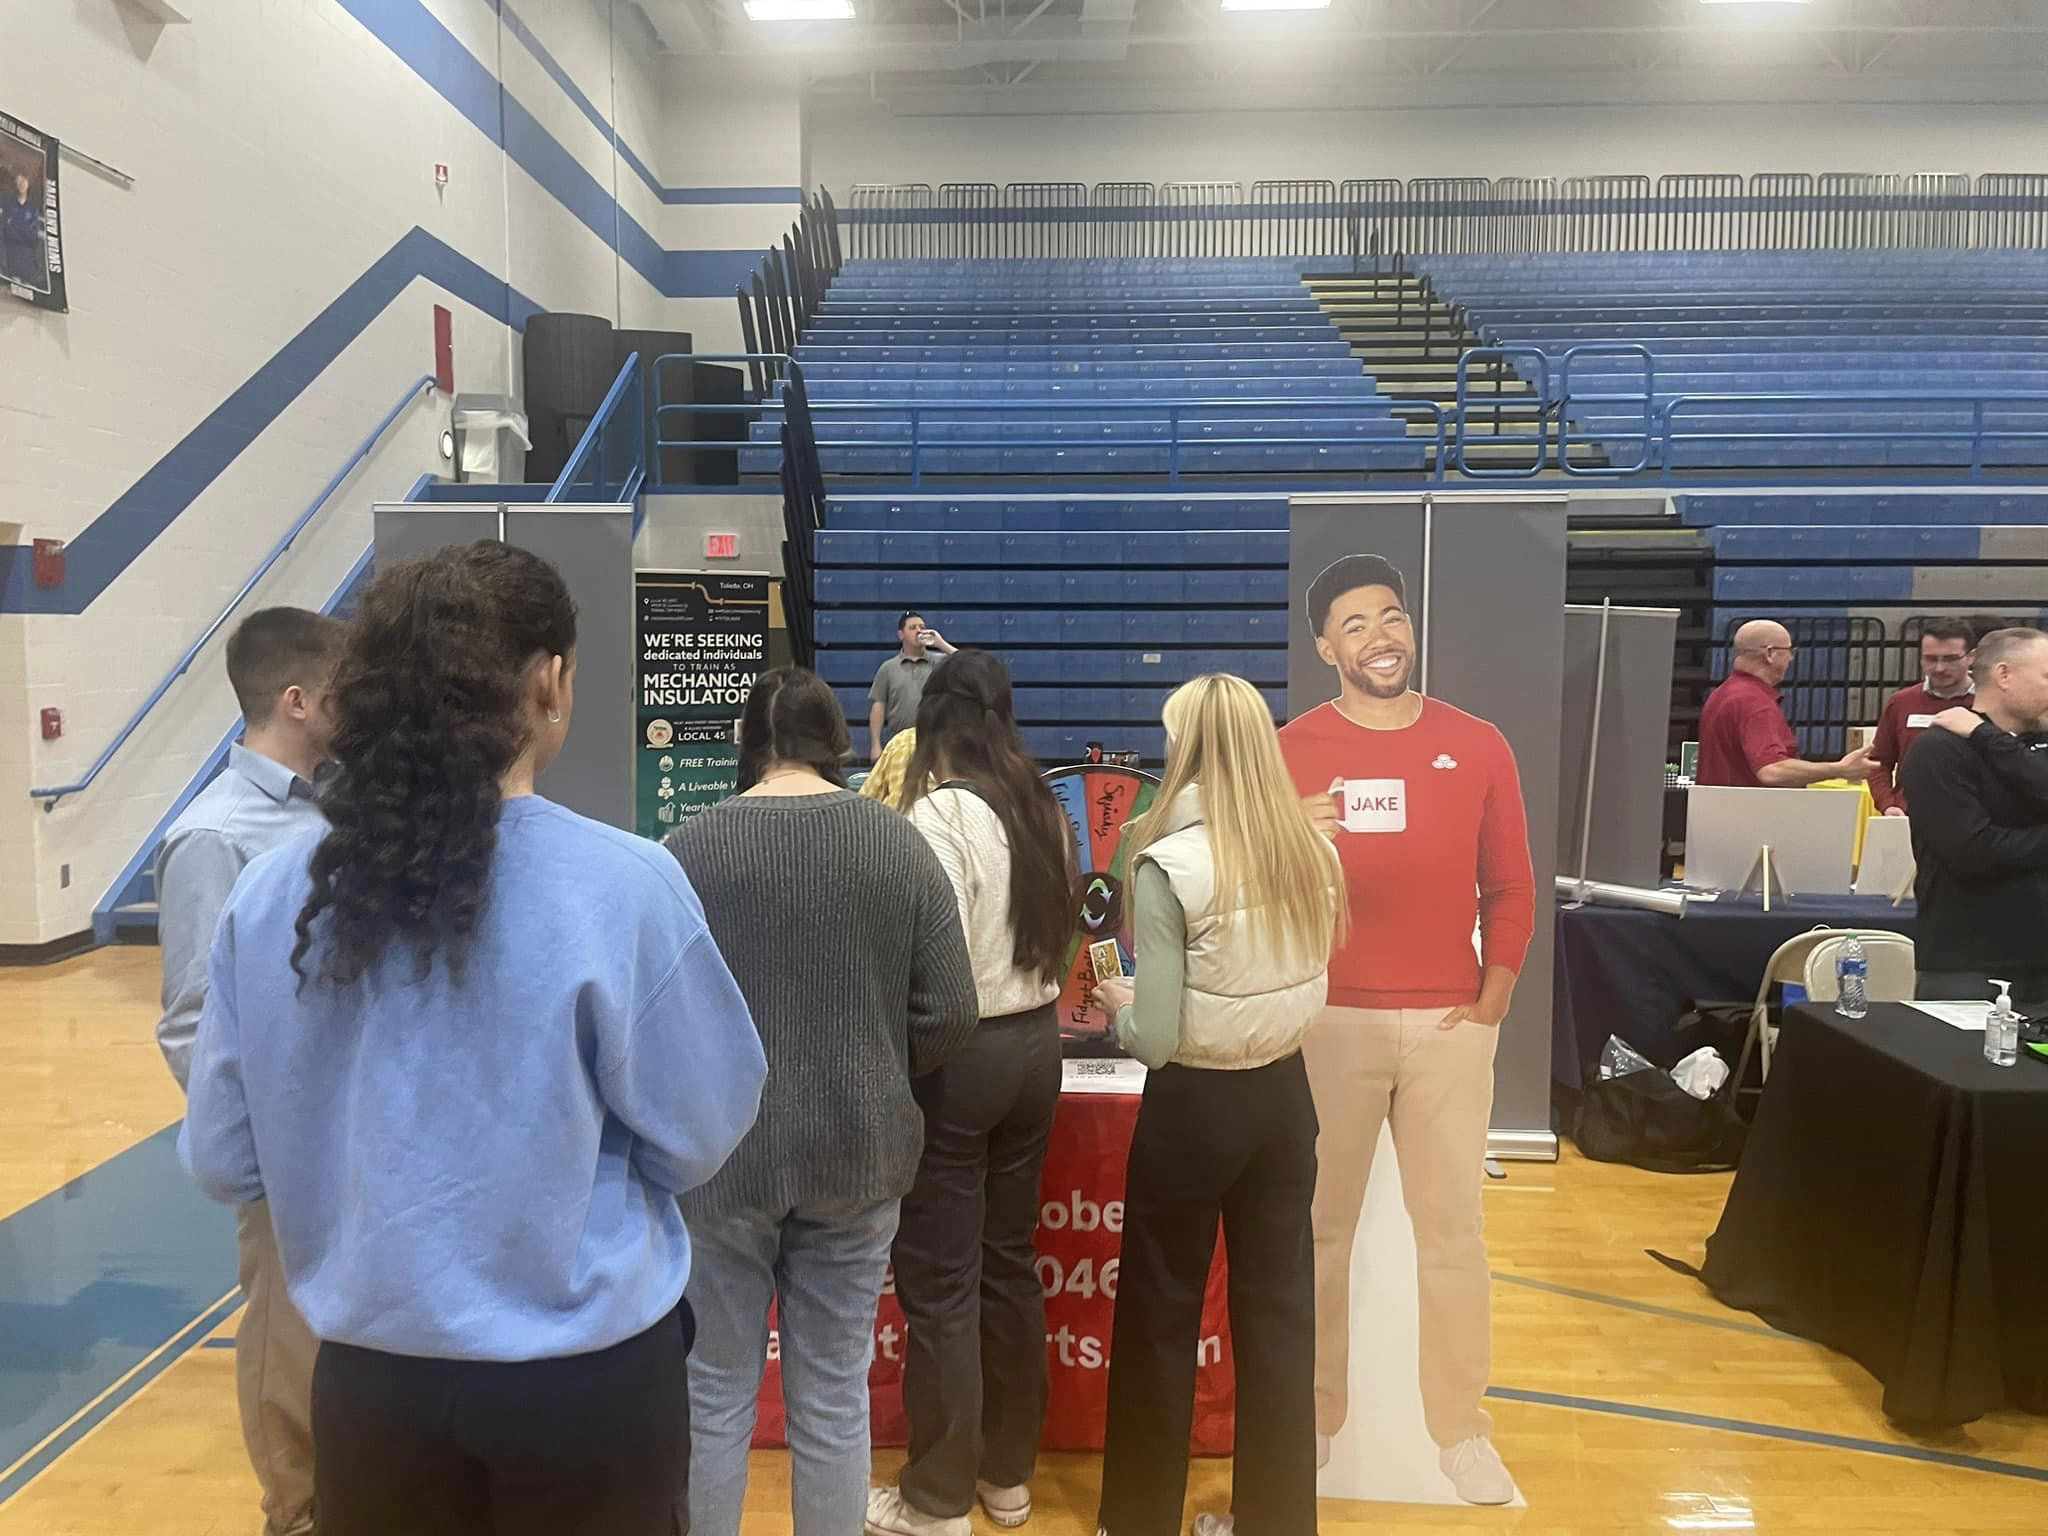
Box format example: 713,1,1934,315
1088,674,1344,1536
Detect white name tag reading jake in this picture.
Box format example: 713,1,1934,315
1336,777,1408,834
1907,713,1938,730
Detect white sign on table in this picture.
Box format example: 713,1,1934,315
1909,1001,1990,1032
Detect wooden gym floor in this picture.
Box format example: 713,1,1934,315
3,947,2044,1535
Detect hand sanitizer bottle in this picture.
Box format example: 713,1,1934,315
1985,979,2020,1068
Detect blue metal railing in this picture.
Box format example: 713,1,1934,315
844,172,2048,259
547,354,646,503
1654,389,2048,480
815,397,1444,488
647,343,2048,489
31,375,438,811
650,352,786,476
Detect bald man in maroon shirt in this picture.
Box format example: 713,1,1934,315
1697,620,1875,789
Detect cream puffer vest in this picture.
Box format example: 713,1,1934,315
1139,790,1336,1071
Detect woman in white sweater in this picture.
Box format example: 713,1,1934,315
1089,674,1345,1536
867,651,1077,1536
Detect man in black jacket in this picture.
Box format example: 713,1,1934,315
1900,627,2048,1009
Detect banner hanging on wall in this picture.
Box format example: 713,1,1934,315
635,571,769,839
0,110,66,312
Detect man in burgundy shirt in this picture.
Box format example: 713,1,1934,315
1870,619,1976,816
1696,619,1873,788
1278,554,1533,1507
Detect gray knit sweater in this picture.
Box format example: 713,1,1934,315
664,791,980,1218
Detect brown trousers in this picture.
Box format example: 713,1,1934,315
1301,1006,1496,1450
236,1200,320,1536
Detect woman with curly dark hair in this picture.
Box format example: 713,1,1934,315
179,539,767,1536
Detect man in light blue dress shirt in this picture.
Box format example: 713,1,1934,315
156,607,344,1536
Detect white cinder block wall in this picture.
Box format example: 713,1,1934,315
658,58,808,353
0,0,667,947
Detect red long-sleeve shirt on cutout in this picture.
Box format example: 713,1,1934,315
1279,699,1536,1010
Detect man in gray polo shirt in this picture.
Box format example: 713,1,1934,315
868,609,956,760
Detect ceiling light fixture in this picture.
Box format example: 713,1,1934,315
1698,1,1812,6
744,0,855,20
1220,0,1332,11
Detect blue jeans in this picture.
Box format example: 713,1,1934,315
684,1198,900,1536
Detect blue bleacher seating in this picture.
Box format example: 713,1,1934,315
1421,250,2048,472
814,492,1296,759
746,258,1428,479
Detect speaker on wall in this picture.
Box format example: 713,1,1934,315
613,329,695,486
685,363,746,487
523,313,616,483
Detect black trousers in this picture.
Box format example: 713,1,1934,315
1098,1054,1319,1536
893,1005,1063,1517
312,1303,694,1536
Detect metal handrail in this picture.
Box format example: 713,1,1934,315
776,395,1442,487
1655,387,2048,482
31,374,438,810
547,354,643,503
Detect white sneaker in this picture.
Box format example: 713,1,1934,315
1314,1432,1333,1470
1192,1516,1234,1536
866,1486,970,1536
1439,1437,1515,1506
975,1481,1032,1529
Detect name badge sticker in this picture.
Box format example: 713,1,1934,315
1907,713,1938,729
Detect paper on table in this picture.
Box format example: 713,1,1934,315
1909,1001,1989,1032
1061,1057,1148,1094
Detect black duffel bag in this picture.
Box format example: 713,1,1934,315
1574,1056,1747,1174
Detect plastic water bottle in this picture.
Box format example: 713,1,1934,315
1985,979,2019,1069
1835,933,1868,1020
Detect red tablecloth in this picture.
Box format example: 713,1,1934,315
751,1086,1236,1453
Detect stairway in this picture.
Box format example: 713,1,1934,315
1304,272,1598,475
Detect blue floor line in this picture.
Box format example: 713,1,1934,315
1486,1385,2048,1483
0,1124,238,1476
0,1290,242,1507
1490,1269,1791,1339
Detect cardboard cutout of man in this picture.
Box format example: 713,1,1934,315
1276,554,1534,1508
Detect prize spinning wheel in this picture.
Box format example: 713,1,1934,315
1043,764,1161,1055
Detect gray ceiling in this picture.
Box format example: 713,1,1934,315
636,0,2048,115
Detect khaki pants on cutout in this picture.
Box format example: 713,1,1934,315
1302,1006,1496,1450
236,1200,320,1536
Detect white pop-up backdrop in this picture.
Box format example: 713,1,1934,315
1315,1125,1525,1508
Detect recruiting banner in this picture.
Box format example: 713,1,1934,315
0,110,66,312
635,571,769,839
1285,491,1565,1508
749,1084,1234,1453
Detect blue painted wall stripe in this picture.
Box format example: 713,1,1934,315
665,186,805,206
485,0,801,210
665,248,772,299
337,0,757,298
491,0,666,203
0,1125,238,1486
2,0,783,610
1,227,538,616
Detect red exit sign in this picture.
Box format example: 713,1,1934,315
704,532,738,560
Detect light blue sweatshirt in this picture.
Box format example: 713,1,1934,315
179,795,767,1362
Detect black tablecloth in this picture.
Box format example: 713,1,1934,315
1700,1004,2048,1427
1551,892,1919,1086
